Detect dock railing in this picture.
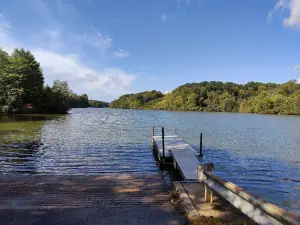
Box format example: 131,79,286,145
198,163,300,225
152,126,204,159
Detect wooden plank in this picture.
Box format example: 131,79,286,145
153,136,199,180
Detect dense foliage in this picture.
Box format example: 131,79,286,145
88,100,109,108
0,48,108,114
110,81,300,115
109,90,164,109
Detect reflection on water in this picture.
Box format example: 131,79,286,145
0,108,299,215
0,115,59,144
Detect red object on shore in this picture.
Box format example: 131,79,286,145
23,104,33,109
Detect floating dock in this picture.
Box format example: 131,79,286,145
152,127,300,225
152,135,200,180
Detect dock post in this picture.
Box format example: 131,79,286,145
199,133,203,157
204,163,214,203
162,127,165,164
152,126,155,137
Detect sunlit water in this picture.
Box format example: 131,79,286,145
0,108,299,215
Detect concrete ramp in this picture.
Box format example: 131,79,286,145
0,175,187,225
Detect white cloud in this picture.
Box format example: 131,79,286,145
32,50,136,99
269,0,300,28
113,48,130,58
86,68,136,95
0,3,135,101
293,65,300,72
161,13,168,22
72,30,112,53
164,91,171,94
0,14,17,53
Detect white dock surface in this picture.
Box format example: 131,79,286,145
153,136,199,180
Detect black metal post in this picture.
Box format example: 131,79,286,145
199,133,203,157
152,126,155,137
162,127,165,163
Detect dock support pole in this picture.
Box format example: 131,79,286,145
199,133,203,157
162,127,165,165
204,163,214,203
152,126,155,137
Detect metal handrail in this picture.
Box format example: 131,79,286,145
198,165,300,225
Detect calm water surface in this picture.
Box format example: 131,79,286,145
0,108,299,215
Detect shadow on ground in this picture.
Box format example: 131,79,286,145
0,175,188,225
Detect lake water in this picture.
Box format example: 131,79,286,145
0,108,299,215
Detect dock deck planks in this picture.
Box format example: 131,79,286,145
153,135,200,180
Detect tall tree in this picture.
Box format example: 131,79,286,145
9,48,44,106
0,49,24,113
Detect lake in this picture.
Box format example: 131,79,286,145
0,108,299,215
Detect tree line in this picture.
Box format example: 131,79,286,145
110,81,300,115
0,48,108,114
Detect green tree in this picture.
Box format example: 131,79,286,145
39,81,71,114
0,49,24,113
110,81,300,115
187,93,199,108
9,49,44,106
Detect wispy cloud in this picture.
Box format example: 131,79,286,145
293,65,300,72
0,14,17,53
45,29,60,38
34,49,136,98
0,1,136,101
161,13,168,22
177,0,191,5
72,31,112,53
113,48,131,58
268,0,300,29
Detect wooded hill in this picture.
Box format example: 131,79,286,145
110,81,300,115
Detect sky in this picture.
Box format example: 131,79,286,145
0,0,299,101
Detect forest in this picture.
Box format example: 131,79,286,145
0,48,108,114
110,81,300,115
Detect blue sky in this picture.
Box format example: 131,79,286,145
0,0,299,101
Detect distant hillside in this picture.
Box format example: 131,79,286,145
110,90,163,109
110,81,300,115
68,94,109,108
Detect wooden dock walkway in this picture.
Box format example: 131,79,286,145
0,175,187,225
153,135,199,180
